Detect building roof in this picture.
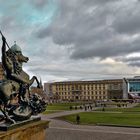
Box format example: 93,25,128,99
46,79,123,85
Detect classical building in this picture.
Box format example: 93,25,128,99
44,79,123,102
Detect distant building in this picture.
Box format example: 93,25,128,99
123,77,140,99
44,82,51,95
108,80,123,99
30,86,43,95
30,79,47,99
44,82,55,102
44,79,123,102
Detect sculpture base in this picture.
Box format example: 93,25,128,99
0,116,41,131
0,119,49,140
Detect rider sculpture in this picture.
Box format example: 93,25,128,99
0,34,46,123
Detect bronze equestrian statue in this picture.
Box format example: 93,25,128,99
0,32,46,123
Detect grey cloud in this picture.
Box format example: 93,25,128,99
117,56,140,67
36,0,114,44
128,62,140,67
82,0,120,5
35,0,140,60
0,15,19,32
29,0,48,9
1,0,140,82
121,57,140,63
36,27,51,38
113,10,140,34
71,37,140,59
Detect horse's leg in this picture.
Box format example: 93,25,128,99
35,76,40,88
0,103,16,124
3,106,16,124
28,76,40,88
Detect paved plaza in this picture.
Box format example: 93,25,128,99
47,127,140,140
41,110,140,140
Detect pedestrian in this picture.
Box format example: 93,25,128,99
69,106,72,110
84,106,87,111
90,105,92,110
75,106,77,110
76,114,80,124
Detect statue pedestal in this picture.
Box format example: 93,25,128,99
0,120,49,140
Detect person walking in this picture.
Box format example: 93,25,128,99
76,114,80,124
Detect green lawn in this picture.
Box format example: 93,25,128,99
46,102,84,111
96,107,140,112
42,102,84,114
96,103,140,112
58,103,140,126
59,112,140,126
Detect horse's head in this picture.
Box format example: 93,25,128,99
15,51,29,63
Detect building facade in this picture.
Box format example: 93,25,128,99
123,77,140,99
44,79,123,102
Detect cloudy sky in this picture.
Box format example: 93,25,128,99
0,0,140,83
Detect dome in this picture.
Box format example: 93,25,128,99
10,43,21,52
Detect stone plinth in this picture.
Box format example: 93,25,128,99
0,120,49,140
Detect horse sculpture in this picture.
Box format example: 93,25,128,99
0,34,46,123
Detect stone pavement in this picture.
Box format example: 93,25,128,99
46,127,140,140
42,109,84,119
41,109,140,140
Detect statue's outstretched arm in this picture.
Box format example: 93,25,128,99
1,36,7,63
1,36,13,74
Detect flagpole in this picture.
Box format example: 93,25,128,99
0,30,11,50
